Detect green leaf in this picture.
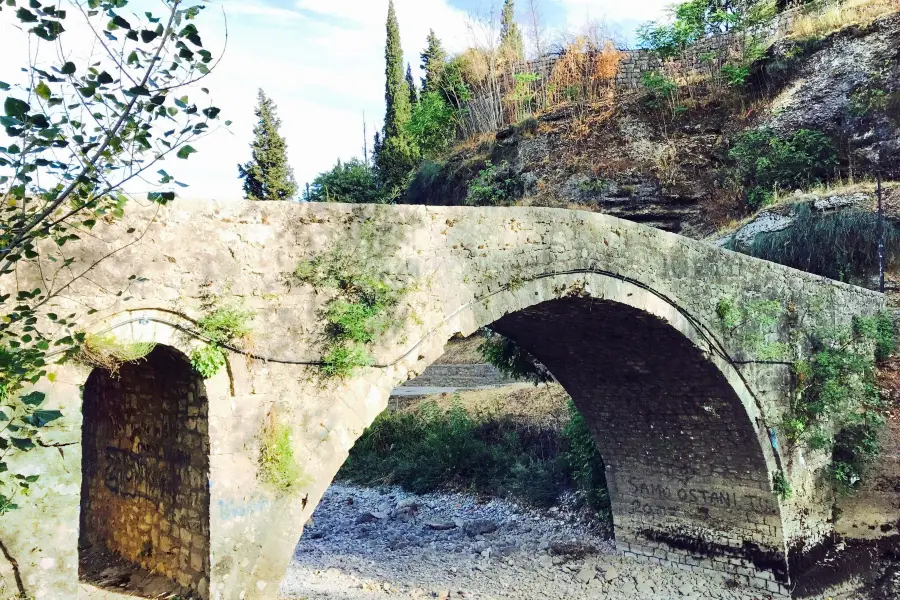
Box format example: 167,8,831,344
60,61,76,75
35,81,51,100
97,71,113,85
20,391,46,406
4,97,30,119
127,85,150,96
110,14,131,29
10,438,35,451
140,29,159,43
32,410,63,426
0,463,7,474
25,475,39,483
0,81,10,91
176,145,196,159
16,7,37,22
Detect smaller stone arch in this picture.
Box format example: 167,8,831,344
79,344,211,598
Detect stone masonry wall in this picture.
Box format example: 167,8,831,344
79,346,210,597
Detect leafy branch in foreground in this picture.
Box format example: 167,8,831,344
0,0,225,517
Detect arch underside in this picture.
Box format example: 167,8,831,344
490,297,789,585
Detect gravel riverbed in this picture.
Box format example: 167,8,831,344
279,483,783,600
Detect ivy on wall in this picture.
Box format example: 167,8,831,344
716,296,895,493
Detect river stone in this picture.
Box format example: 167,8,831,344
464,519,499,537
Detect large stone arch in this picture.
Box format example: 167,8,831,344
431,272,789,588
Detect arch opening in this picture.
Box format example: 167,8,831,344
487,296,788,584
79,345,211,598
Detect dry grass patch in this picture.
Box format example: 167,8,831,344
788,0,900,41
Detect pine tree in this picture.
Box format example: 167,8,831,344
375,0,418,195
500,0,524,61
406,63,418,108
238,89,298,201
420,30,447,94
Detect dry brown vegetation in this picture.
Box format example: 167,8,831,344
788,0,900,40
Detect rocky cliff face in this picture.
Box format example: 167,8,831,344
760,13,900,176
404,11,900,241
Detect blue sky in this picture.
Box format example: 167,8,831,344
1,0,673,200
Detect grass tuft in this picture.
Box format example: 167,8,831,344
77,334,156,375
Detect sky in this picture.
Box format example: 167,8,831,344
0,0,673,201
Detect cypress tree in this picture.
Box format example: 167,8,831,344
500,0,524,61
238,89,298,201
406,63,418,108
382,0,411,139
375,0,418,195
420,29,448,94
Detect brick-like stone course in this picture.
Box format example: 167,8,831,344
79,346,210,598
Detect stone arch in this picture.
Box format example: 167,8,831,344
79,344,211,598
428,272,790,587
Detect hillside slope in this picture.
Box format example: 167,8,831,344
404,11,900,240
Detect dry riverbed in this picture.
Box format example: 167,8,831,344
280,484,782,600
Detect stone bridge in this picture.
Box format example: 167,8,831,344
2,201,891,599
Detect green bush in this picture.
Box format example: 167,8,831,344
741,204,899,282
727,128,837,209
406,91,458,158
466,161,523,206
638,0,745,58
339,396,611,519
304,158,385,204
562,400,611,522
642,72,677,110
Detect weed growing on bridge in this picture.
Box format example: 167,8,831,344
772,471,792,500
716,296,790,360
77,334,156,376
259,411,304,494
787,312,894,492
295,217,410,378
189,301,254,379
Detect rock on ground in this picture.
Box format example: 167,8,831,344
280,483,799,600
